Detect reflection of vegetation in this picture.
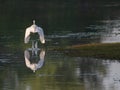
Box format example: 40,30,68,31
0,40,110,90
0,55,84,90
16,55,105,90
0,49,108,90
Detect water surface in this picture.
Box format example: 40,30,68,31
1,48,120,90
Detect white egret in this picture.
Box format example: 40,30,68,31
24,49,45,72
24,20,45,44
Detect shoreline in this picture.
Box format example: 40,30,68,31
59,43,120,60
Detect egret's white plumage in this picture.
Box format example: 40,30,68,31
24,20,45,44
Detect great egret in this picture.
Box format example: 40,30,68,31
24,49,45,72
24,20,45,44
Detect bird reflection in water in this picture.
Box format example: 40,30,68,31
24,48,45,72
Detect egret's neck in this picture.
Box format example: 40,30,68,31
33,20,35,25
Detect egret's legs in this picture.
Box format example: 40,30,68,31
31,40,39,56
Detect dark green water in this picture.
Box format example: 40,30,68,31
1,1,120,90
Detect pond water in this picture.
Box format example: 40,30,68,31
0,1,120,90
1,48,120,90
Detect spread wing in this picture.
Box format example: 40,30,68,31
37,27,45,44
24,25,45,44
24,27,32,43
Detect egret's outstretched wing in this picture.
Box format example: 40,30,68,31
37,27,45,44
24,27,31,43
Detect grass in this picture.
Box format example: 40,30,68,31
58,43,120,60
